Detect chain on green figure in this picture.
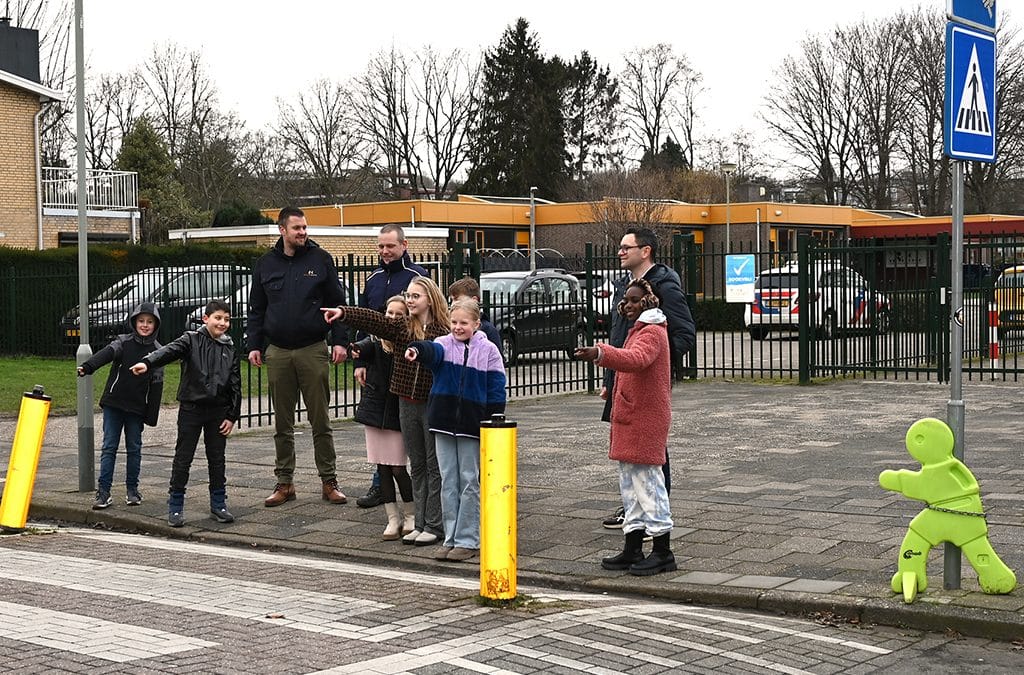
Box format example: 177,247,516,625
879,417,1016,603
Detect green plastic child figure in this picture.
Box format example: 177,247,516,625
879,417,1016,603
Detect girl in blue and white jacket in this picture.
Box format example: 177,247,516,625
405,298,506,561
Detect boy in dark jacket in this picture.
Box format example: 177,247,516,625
131,299,242,527
77,302,164,510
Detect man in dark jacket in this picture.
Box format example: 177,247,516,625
599,227,696,529
353,223,426,508
246,206,350,507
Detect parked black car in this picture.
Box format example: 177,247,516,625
480,269,586,366
61,265,251,350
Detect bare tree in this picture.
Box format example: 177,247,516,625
619,44,699,164
896,7,950,216
568,169,676,244
83,72,148,170
275,78,364,204
352,48,420,199
965,20,1024,213
414,47,478,199
10,0,73,164
142,42,217,162
843,17,909,209
762,33,856,205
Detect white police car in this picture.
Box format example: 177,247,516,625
744,261,891,340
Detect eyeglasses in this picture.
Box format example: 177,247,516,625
618,245,643,253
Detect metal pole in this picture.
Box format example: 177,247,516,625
529,187,537,271
725,175,731,253
74,0,94,492
944,160,965,589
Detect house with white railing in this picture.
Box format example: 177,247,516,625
0,18,139,249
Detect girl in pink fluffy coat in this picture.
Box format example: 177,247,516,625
576,278,675,576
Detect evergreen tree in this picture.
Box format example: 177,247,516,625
565,51,622,180
464,18,569,197
117,117,202,243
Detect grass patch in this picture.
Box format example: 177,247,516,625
0,356,353,417
0,356,182,417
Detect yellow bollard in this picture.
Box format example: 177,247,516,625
479,413,517,600
1,385,51,533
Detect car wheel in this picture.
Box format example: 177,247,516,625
748,326,769,341
875,309,891,335
820,311,837,340
501,333,518,367
566,326,585,359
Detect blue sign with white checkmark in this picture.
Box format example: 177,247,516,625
725,254,756,304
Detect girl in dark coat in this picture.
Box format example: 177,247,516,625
350,296,414,540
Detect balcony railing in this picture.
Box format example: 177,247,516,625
41,167,138,210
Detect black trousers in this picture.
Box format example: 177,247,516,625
169,402,228,494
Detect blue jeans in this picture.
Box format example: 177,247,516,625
434,433,480,549
619,461,673,537
98,406,144,492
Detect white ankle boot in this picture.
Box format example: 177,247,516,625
400,501,416,535
382,502,402,541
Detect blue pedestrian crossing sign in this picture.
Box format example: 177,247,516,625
945,23,997,162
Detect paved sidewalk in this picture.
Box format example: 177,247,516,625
4,379,1024,640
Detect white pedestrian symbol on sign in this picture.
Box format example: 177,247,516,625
955,45,991,136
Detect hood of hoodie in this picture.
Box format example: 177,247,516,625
636,308,667,325
129,302,162,342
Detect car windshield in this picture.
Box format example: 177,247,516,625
92,273,163,302
480,277,521,297
755,272,798,290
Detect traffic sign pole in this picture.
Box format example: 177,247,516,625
945,161,965,591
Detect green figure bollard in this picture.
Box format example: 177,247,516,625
879,418,1016,603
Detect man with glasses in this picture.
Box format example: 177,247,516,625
600,227,695,529
353,223,427,509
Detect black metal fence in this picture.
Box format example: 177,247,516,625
6,234,1023,427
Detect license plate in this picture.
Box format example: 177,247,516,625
765,299,788,309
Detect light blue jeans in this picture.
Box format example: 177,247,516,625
619,461,673,537
434,433,481,549
98,406,144,493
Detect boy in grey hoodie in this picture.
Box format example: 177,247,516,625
77,302,164,509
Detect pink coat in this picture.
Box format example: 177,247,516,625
598,316,671,466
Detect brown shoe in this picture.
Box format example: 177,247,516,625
322,479,348,504
264,483,295,507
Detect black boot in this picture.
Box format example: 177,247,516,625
210,488,235,523
601,530,645,570
629,532,677,576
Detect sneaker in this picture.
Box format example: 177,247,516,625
125,488,143,506
210,507,235,523
602,506,625,529
168,511,185,528
447,547,477,562
92,491,112,510
356,484,383,509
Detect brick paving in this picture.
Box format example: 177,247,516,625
5,378,1024,641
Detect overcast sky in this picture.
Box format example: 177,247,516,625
80,1,1002,171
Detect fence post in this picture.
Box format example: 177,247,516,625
935,233,951,382
6,266,15,352
679,233,698,380
797,234,811,384
583,242,596,393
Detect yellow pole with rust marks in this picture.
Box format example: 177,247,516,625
479,413,517,600
1,385,52,532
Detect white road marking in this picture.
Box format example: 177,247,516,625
69,529,598,602
0,600,216,662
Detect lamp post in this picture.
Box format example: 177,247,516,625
720,162,737,253
529,186,537,271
